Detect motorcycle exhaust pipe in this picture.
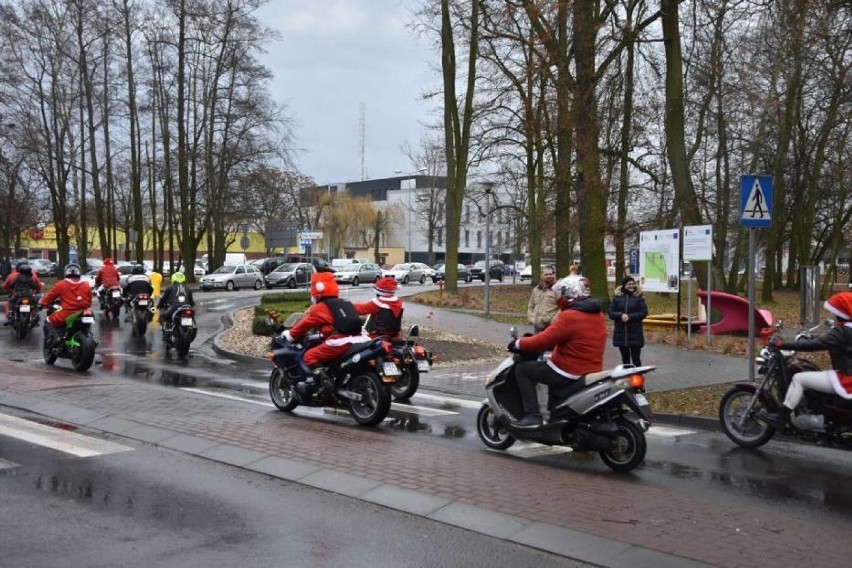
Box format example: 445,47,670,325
636,418,652,432
336,389,363,402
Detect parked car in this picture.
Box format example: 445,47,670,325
264,262,313,289
334,262,383,286
382,263,429,285
252,257,289,276
80,269,99,288
29,258,56,277
469,260,505,282
199,263,263,291
519,264,551,282
413,262,436,280
432,263,472,283
118,264,152,288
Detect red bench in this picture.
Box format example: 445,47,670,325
697,289,774,334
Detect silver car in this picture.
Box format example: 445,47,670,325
334,262,382,286
382,263,428,285
200,264,263,291
264,262,313,289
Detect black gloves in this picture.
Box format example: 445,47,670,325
507,340,520,353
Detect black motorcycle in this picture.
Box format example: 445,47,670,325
43,306,98,372
161,304,197,357
8,293,40,339
128,293,153,336
719,320,852,449
268,313,393,426
99,284,123,321
386,325,433,400
476,327,655,472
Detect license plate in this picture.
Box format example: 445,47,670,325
137,300,148,306
19,305,30,313
112,291,121,298
180,317,194,326
635,393,648,406
383,362,402,376
81,316,95,324
417,359,430,372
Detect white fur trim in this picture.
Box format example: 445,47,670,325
326,334,371,347
545,358,580,379
315,282,325,292
824,300,851,321
283,330,294,342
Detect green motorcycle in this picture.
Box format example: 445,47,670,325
43,307,98,372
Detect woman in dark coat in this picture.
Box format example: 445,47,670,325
609,276,648,366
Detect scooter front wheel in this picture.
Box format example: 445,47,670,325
476,404,515,450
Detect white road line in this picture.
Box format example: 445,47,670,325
180,387,275,407
648,425,697,437
410,392,482,410
389,403,457,417
0,414,132,458
0,457,20,470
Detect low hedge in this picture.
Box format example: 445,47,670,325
251,291,311,336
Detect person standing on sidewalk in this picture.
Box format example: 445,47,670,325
609,276,648,367
527,265,558,332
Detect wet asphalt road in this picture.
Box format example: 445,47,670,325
2,283,852,556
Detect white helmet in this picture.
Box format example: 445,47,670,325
555,275,591,303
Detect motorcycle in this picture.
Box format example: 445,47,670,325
719,320,852,449
128,293,154,336
99,285,123,321
8,294,40,340
267,312,394,426
161,304,197,357
476,327,655,472
43,306,98,372
386,324,433,400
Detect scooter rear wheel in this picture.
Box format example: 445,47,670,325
598,417,646,472
476,404,515,450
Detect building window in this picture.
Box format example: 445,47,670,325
477,231,482,249
437,227,443,246
464,230,469,248
464,205,470,223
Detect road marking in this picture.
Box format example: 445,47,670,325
180,387,275,407
648,425,697,437
0,414,132,458
410,392,482,410
0,457,20,470
390,403,457,417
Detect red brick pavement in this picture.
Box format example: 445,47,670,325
1,362,849,568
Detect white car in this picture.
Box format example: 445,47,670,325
200,264,263,291
382,263,428,285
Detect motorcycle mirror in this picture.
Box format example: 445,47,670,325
408,325,419,337
824,318,834,327
509,326,518,339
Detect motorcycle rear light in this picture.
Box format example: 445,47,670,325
383,341,392,354
21,298,30,305
629,374,645,389
182,309,194,317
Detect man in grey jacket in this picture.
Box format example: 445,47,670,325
527,265,559,332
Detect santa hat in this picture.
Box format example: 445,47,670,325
824,292,852,321
310,271,339,300
374,276,398,297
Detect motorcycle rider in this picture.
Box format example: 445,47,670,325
122,264,154,321
354,276,404,339
39,263,92,349
507,275,607,427
94,257,121,304
279,271,370,394
157,271,194,330
3,261,44,324
763,291,852,431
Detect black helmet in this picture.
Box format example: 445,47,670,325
16,260,28,271
131,264,145,275
64,263,81,278
18,264,32,276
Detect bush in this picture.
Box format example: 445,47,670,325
251,291,312,336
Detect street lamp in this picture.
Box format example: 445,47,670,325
395,167,427,263
482,181,495,316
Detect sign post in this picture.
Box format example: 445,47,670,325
740,175,773,382
683,225,713,345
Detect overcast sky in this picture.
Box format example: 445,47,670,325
255,0,437,185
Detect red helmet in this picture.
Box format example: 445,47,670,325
103,258,113,266
374,276,398,297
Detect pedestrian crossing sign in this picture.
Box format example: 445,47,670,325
740,175,772,228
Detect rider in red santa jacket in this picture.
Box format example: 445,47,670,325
281,271,370,368
354,276,404,339
39,263,92,347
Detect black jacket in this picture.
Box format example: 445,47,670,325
157,284,194,310
124,274,154,298
779,324,852,376
609,285,648,347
